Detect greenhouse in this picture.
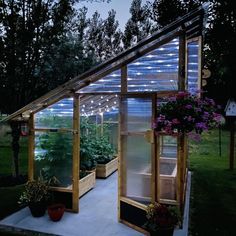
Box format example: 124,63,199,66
2,5,206,233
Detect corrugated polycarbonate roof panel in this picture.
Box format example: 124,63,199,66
79,70,121,93
127,38,179,92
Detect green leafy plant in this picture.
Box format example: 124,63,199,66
80,135,97,171
93,136,115,164
35,132,73,187
144,202,181,232
18,178,50,205
80,117,115,167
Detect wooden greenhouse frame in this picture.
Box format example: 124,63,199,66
2,5,207,233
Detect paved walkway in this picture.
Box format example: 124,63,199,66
0,172,191,236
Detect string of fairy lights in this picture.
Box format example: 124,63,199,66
35,38,199,120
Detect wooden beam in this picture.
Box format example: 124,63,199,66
72,94,80,212
121,66,127,93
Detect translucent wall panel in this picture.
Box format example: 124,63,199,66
127,38,179,92
187,41,200,94
34,98,73,129
121,97,153,204
121,98,152,132
159,135,177,201
34,132,73,188
124,135,152,204
79,70,121,93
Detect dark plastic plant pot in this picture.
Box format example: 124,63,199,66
48,204,65,222
28,202,47,217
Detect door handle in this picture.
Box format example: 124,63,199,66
144,130,154,143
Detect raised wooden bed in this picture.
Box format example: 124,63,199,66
79,171,96,197
96,157,118,178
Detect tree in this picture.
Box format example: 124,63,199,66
85,9,122,61
85,11,104,61
151,0,201,29
203,0,236,104
0,0,75,115
40,7,97,90
123,0,152,49
102,9,123,59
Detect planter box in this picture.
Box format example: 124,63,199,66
96,157,118,178
79,171,96,197
136,158,177,201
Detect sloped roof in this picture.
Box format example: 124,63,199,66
2,5,207,122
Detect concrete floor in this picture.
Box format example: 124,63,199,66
0,172,191,236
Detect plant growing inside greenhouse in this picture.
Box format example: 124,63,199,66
93,137,115,164
80,117,116,166
35,132,72,187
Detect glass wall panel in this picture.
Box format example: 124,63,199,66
104,113,118,151
121,98,152,132
127,38,179,92
159,135,177,201
34,98,73,129
187,41,200,94
34,131,73,188
79,70,121,93
123,135,152,204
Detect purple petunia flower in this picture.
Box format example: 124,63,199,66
185,104,192,109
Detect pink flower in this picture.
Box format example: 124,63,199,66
172,118,180,124
185,104,192,109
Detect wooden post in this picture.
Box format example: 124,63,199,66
178,34,186,91
177,133,185,208
156,134,160,202
118,66,127,221
72,95,80,212
28,114,34,181
151,93,157,203
229,118,235,170
121,66,127,93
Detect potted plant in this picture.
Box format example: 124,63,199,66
19,178,50,217
47,203,65,222
144,202,180,236
154,91,222,140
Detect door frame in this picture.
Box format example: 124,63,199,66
118,92,157,233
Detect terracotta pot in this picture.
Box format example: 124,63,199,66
28,202,46,217
48,203,65,222
150,227,174,236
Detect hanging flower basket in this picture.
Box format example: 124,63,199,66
153,92,222,139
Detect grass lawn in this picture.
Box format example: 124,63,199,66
0,126,28,220
189,129,236,235
0,146,28,175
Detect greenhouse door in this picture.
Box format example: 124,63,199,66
119,94,156,232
